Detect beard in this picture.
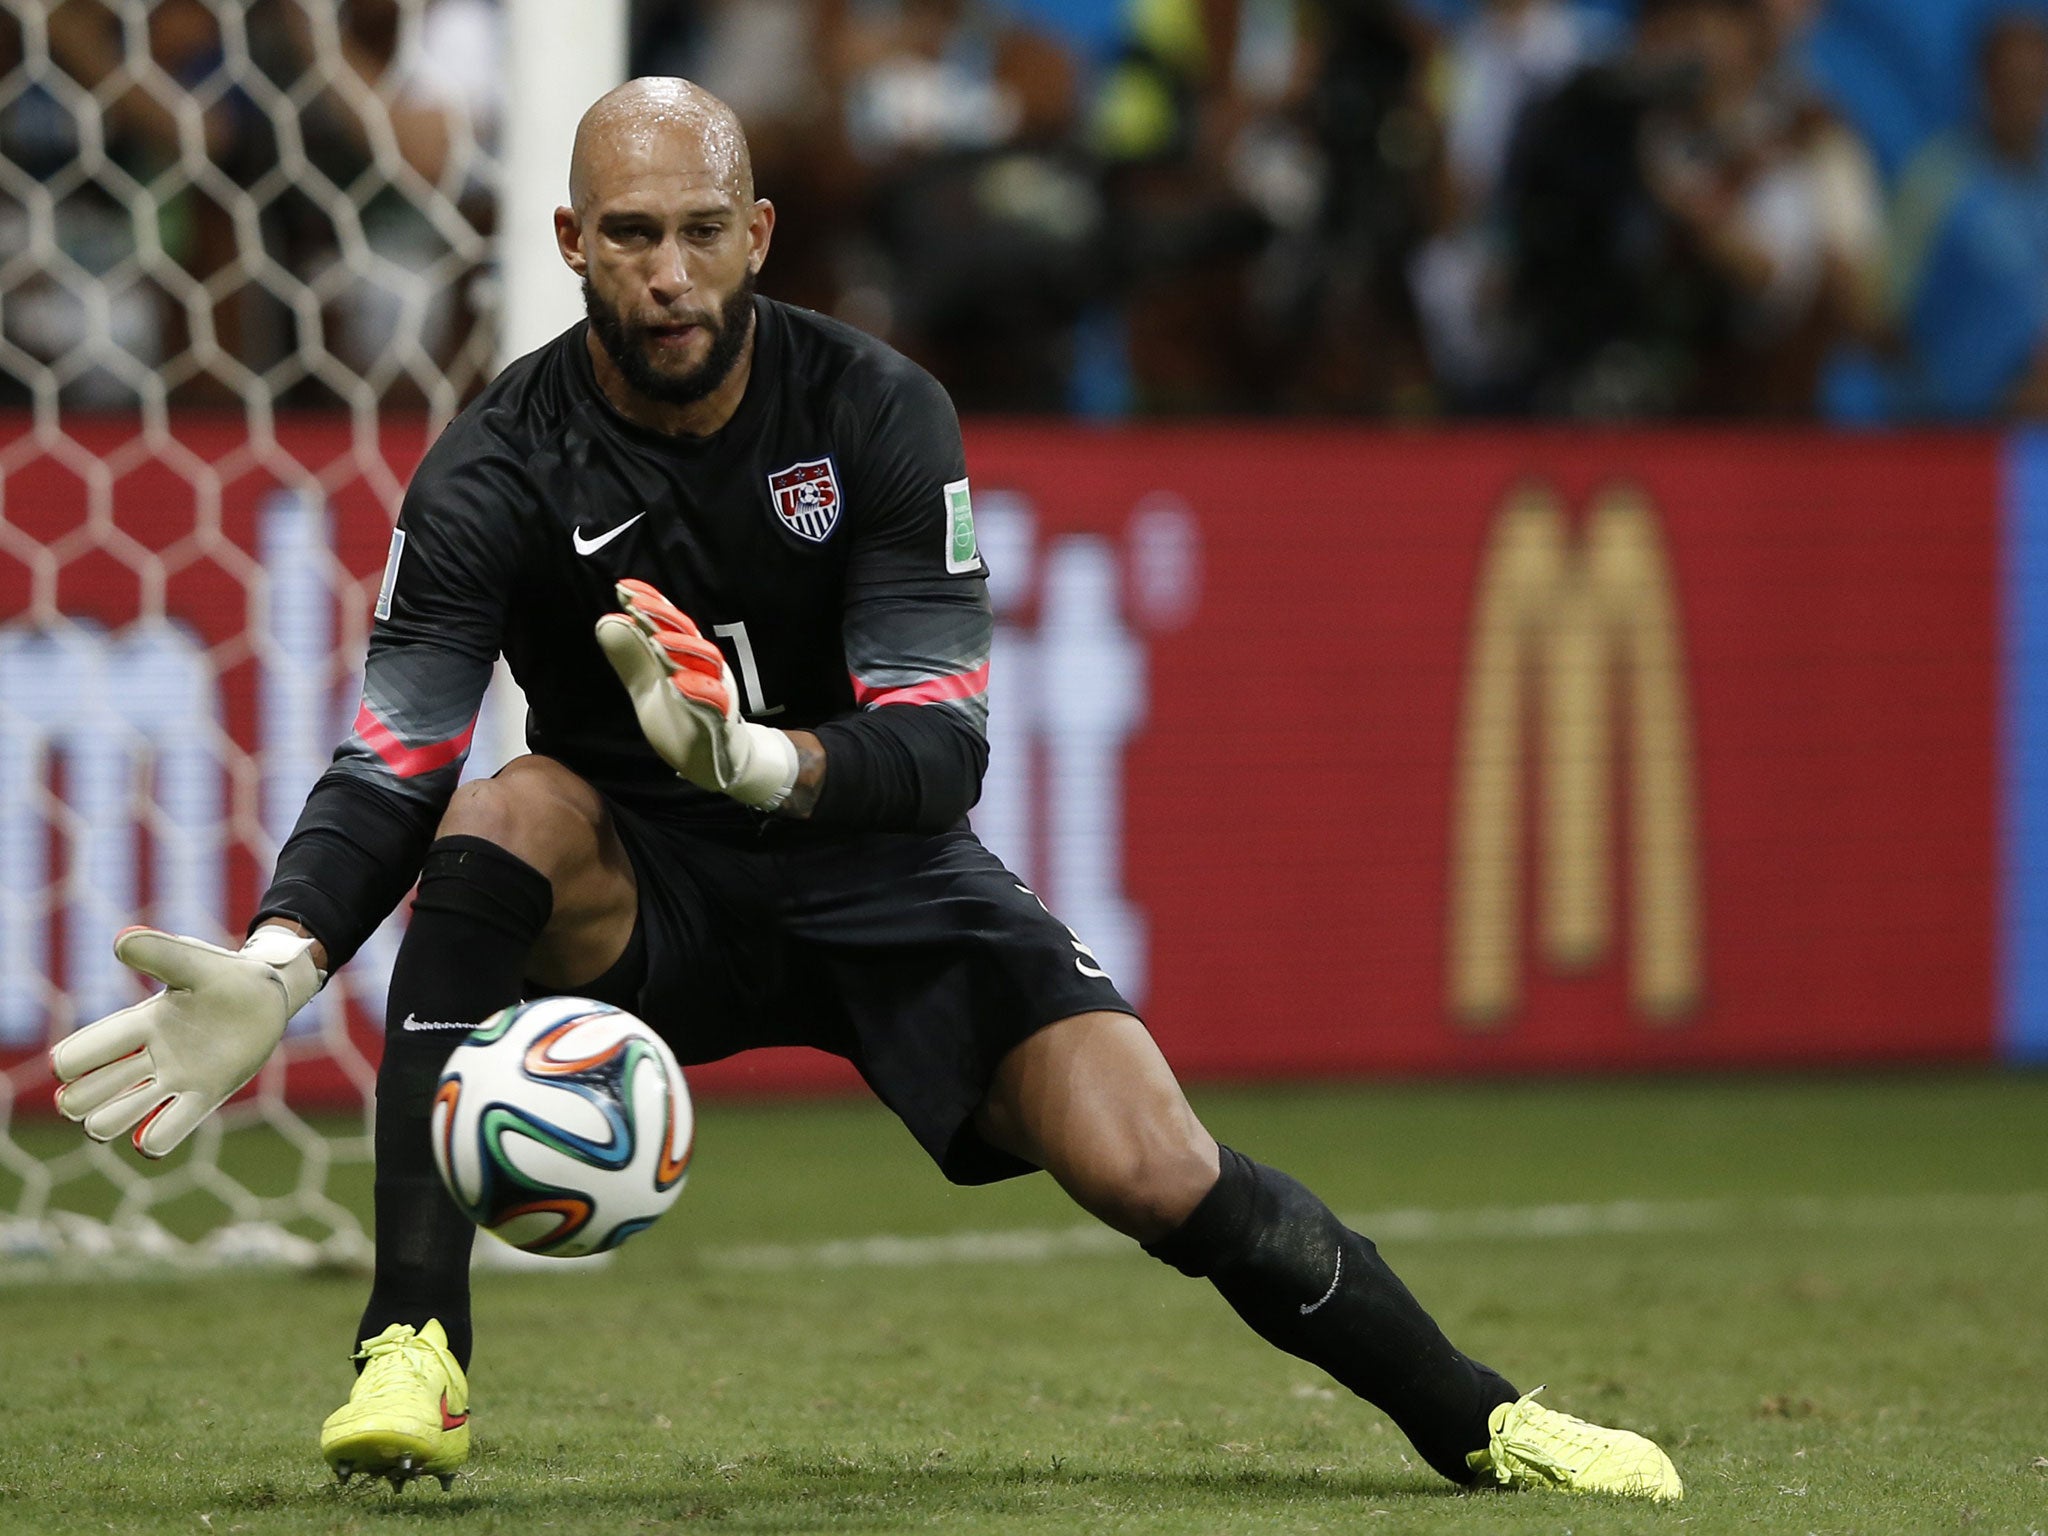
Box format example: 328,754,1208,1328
583,268,757,408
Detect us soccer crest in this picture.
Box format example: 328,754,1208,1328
767,457,842,544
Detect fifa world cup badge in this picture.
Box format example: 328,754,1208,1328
944,477,981,574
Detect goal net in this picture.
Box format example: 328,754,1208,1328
0,0,524,1274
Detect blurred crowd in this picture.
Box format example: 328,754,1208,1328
4,0,2048,421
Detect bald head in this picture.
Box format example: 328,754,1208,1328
558,77,773,434
569,77,754,215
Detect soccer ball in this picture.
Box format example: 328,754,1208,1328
429,996,693,1257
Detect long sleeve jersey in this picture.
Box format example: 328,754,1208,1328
256,300,993,967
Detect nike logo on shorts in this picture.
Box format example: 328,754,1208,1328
572,512,646,555
400,1014,476,1033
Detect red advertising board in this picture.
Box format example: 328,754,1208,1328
961,426,2000,1077
0,418,2001,1094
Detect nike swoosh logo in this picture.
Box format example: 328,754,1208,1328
572,511,646,556
1300,1249,1343,1315
401,1014,476,1033
440,1390,468,1431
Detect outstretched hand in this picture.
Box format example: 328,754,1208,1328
49,925,325,1158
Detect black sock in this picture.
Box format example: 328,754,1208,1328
1144,1145,1519,1483
356,835,554,1372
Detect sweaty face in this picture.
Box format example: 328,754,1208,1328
570,111,765,411
583,266,756,407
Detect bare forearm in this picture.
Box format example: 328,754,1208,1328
256,917,330,974
778,729,827,819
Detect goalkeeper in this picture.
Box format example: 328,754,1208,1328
50,78,1680,1504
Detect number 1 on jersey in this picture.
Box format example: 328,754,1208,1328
711,621,783,716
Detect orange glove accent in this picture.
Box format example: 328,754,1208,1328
613,579,733,715
596,579,799,810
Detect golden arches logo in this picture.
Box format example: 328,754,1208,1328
1447,482,1702,1028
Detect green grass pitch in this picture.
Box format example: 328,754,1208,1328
3,1072,2045,1534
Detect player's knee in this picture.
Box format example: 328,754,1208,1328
436,774,546,859
1066,1131,1220,1244
435,757,605,885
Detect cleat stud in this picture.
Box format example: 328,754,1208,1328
437,1474,455,1491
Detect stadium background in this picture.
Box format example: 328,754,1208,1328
3,0,2047,1263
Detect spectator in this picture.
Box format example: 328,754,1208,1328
1756,0,1889,408
1889,11,2048,419
1093,0,1436,414
836,0,1095,411
1497,0,1834,416
280,0,501,401
0,0,239,404
1411,0,1619,404
1442,0,1619,214
1289,0,1440,411
1090,0,1279,413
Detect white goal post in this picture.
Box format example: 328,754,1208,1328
0,0,622,1274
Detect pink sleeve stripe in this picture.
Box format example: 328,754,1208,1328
850,661,990,709
352,699,478,779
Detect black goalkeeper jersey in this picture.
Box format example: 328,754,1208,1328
257,299,993,967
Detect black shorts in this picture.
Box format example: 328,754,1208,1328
588,804,1136,1185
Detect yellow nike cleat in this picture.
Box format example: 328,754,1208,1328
319,1319,470,1491
1468,1389,1683,1502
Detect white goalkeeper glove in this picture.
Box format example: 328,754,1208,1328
49,925,326,1158
595,577,800,811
